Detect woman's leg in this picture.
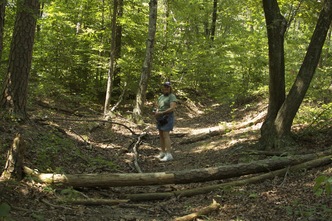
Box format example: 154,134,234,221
159,130,166,152
159,130,173,161
163,131,172,153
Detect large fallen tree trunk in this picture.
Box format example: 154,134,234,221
24,148,332,188
123,154,332,201
58,154,332,203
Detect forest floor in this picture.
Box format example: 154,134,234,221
0,94,331,221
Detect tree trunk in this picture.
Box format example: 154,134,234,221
113,0,123,88
260,0,287,148
1,134,25,180
133,0,157,118
104,0,123,117
0,0,5,62
23,149,332,187
210,0,217,41
260,0,332,148
274,0,332,136
0,0,39,120
162,0,169,48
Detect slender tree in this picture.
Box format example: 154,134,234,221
0,0,5,61
133,0,158,118
113,0,123,88
210,0,217,41
104,0,123,116
260,0,332,148
0,0,40,119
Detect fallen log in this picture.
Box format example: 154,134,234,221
54,155,332,204
180,108,266,144
174,199,220,221
23,148,332,188
179,129,225,144
60,199,129,206
123,154,332,201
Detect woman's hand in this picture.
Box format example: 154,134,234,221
154,102,176,117
154,111,163,117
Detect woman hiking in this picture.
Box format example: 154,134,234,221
154,81,177,161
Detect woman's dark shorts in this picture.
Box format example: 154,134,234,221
156,112,174,131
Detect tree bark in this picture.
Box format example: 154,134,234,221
0,0,39,120
210,0,217,41
260,0,287,148
133,0,157,118
23,148,332,187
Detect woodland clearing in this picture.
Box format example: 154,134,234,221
0,95,331,221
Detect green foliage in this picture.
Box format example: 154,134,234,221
314,175,332,196
285,173,332,220
0,0,330,115
295,102,332,131
285,200,332,220
60,187,82,200
89,156,117,169
0,203,11,220
31,131,76,171
30,213,45,221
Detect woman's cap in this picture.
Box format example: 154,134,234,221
163,81,171,87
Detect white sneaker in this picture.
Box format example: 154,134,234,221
160,153,173,162
157,152,166,159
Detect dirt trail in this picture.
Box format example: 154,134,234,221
0,99,331,221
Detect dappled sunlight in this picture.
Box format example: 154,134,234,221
2,82,330,220
185,125,261,154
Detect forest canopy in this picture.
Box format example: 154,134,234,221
0,0,331,127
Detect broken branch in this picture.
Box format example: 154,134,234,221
174,199,220,221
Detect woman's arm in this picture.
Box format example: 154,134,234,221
157,101,176,115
